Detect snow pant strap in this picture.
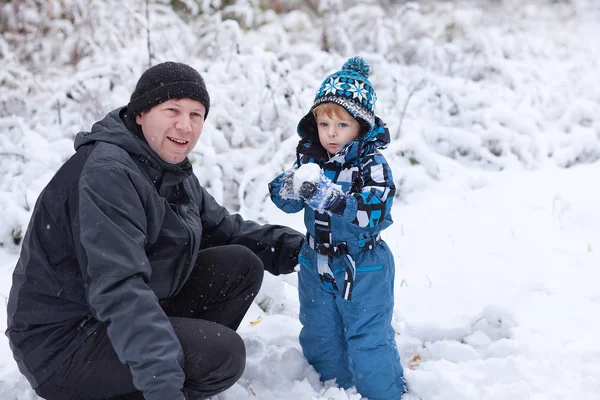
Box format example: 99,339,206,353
317,254,338,291
308,234,381,300
307,234,348,257
340,253,355,301
357,234,381,250
308,234,382,255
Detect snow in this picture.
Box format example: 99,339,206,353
245,163,600,400
6,161,600,400
293,163,322,191
292,163,344,212
1,0,600,399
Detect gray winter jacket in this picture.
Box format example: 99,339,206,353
6,107,303,400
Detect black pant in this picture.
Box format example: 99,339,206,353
35,245,264,400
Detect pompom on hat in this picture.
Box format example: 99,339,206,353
312,56,377,129
127,61,210,119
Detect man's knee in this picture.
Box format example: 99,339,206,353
226,330,246,382
229,244,264,289
206,328,246,383
183,324,246,395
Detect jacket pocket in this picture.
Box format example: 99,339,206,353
298,255,312,267
333,264,384,275
356,265,383,273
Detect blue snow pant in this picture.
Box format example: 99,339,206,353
297,239,405,400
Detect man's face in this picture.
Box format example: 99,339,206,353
136,98,206,164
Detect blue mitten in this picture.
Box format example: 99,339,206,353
298,181,318,199
298,173,344,212
279,169,298,199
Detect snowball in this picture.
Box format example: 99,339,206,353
293,163,321,193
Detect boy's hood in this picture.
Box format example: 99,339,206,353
297,111,391,151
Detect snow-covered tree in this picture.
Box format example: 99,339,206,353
1,0,599,247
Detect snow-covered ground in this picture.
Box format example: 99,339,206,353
239,162,600,400
2,163,599,399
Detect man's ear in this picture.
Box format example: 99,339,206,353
135,113,142,125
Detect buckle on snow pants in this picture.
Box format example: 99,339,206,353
307,234,381,256
307,234,381,301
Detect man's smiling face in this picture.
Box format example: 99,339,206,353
136,98,206,164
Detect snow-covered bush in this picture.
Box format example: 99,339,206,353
1,0,599,248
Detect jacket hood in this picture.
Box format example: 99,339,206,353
74,107,193,174
296,112,391,164
297,111,391,151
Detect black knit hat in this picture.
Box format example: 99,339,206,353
127,61,210,119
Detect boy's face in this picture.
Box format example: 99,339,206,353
315,107,361,155
136,98,206,164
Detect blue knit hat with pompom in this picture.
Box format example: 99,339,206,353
312,56,376,129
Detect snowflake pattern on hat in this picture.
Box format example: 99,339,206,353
313,56,377,128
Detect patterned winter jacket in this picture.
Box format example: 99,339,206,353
269,116,396,253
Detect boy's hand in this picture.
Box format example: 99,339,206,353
298,175,344,212
279,169,298,199
298,181,318,199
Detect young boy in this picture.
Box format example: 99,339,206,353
269,57,406,400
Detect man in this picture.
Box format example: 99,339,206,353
6,61,304,400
